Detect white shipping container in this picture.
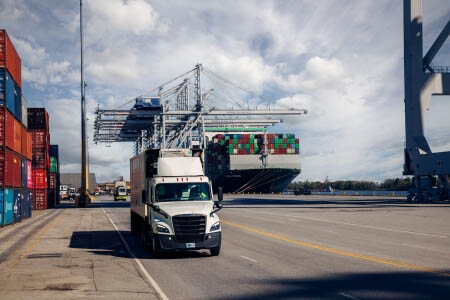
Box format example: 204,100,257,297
21,95,28,128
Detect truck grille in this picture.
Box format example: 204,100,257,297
172,214,206,236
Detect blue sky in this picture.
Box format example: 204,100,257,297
0,0,449,182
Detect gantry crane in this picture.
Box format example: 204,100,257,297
94,64,307,155
403,0,450,202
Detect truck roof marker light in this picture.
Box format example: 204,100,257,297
177,178,179,182
181,178,183,181
200,177,202,181
162,178,164,182
186,178,188,181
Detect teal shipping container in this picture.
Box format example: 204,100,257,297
3,188,13,225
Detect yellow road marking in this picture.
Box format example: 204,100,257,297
8,211,64,268
222,220,450,277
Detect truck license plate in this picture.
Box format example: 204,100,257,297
186,243,195,248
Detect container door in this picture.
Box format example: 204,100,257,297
13,189,21,223
14,82,21,122
21,157,26,187
5,149,13,187
27,190,32,218
12,153,21,187
20,189,26,219
4,188,13,225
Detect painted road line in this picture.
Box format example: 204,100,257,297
339,292,361,300
240,255,257,263
101,207,169,300
258,211,447,238
222,220,450,277
8,210,64,268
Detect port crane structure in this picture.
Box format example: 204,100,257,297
93,64,307,154
403,0,450,202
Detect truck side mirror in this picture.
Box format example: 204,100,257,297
141,190,147,204
218,187,223,202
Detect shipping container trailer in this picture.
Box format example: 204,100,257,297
3,188,13,225
32,189,47,210
0,68,16,114
13,189,21,223
0,30,22,89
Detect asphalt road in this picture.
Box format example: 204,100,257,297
95,195,450,300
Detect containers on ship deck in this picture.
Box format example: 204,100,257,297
0,29,22,89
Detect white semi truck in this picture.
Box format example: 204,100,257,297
130,149,223,256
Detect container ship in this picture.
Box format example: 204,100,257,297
205,133,301,193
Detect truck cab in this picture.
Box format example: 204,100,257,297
114,186,127,201
130,149,223,256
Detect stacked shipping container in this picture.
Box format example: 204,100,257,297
207,133,300,157
0,29,32,226
28,108,50,210
49,145,60,207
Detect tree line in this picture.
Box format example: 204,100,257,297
288,178,413,191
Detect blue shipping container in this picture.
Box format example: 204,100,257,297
0,68,15,114
13,189,21,223
0,189,3,225
21,157,27,188
20,190,31,220
3,189,13,225
14,81,22,122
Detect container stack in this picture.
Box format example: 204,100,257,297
0,29,32,227
207,133,300,156
49,145,60,207
28,108,50,210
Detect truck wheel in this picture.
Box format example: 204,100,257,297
141,224,151,249
130,214,137,236
152,236,162,258
210,247,220,256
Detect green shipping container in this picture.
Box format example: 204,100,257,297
50,156,58,173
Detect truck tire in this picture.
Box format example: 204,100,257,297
141,223,151,249
151,236,162,258
210,247,220,256
130,213,137,236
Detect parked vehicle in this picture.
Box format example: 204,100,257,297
130,149,223,256
114,186,127,201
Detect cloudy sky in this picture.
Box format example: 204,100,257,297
1,0,449,183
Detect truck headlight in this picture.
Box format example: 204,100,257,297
156,223,170,233
210,222,220,231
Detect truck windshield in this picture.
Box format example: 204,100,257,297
155,183,211,202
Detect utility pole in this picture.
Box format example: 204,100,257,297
79,0,88,207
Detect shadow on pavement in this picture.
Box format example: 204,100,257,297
69,230,212,260
219,271,450,300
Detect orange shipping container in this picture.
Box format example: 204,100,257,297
13,118,21,154
26,131,32,160
21,126,27,157
0,30,22,89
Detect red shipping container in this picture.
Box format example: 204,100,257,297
32,168,47,189
26,160,32,188
32,189,47,210
49,172,56,189
13,118,21,154
0,30,22,89
31,130,49,148
4,148,14,186
12,152,21,187
0,108,15,150
0,148,7,186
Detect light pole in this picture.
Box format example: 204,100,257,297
79,0,88,207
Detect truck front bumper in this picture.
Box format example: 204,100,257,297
154,232,221,251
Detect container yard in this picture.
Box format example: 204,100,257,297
0,29,59,227
1,1,450,299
